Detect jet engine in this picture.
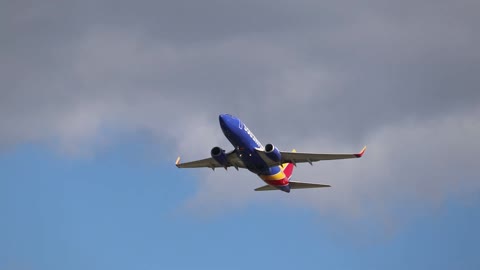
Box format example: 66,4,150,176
264,144,281,163
211,146,228,166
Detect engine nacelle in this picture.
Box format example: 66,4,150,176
211,146,228,166
264,143,282,163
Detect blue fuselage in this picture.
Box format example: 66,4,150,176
219,114,282,176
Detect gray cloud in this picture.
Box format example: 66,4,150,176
1,0,479,222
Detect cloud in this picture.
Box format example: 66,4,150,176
185,106,480,223
1,0,479,222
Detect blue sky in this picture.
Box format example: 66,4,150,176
2,138,479,270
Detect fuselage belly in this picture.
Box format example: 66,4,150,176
219,114,291,192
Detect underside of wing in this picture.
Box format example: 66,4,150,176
175,156,221,169
256,146,366,166
175,150,246,169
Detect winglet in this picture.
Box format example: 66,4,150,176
354,146,367,158
175,156,181,166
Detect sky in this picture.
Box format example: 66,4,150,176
1,0,480,269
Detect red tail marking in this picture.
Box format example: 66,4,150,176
283,163,294,179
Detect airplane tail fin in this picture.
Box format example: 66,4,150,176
282,149,296,179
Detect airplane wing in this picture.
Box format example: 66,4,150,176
175,150,246,169
256,146,366,167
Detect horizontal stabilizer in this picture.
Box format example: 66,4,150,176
289,181,331,189
254,181,331,191
254,185,278,191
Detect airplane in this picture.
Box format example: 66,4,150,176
175,114,366,193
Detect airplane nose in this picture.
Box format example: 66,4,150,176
219,114,227,126
219,114,235,128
